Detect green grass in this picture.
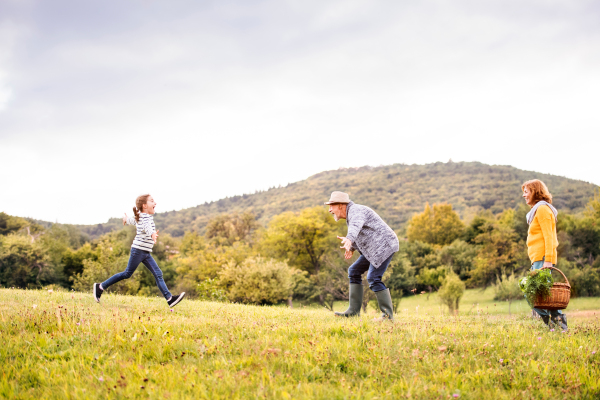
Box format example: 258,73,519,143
1,288,599,399
389,288,600,317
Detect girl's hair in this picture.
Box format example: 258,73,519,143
521,179,552,204
133,194,151,222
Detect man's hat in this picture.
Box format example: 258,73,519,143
324,191,351,205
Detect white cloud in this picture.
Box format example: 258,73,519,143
0,0,599,223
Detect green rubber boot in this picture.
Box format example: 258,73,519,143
335,283,363,317
374,288,394,322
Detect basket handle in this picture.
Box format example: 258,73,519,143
540,266,571,288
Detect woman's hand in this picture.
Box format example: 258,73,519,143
543,261,553,269
152,230,159,244
122,213,127,226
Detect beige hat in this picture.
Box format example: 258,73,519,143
324,191,351,205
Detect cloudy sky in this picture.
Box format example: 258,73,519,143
1,0,599,224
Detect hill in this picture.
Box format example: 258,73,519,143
75,161,597,238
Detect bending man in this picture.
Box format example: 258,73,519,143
325,191,399,321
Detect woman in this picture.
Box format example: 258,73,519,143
522,179,567,330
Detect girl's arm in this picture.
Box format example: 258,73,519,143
123,213,136,226
141,218,156,236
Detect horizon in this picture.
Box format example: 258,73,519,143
12,160,599,226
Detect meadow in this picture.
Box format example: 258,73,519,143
1,288,599,399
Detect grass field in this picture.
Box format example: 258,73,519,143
374,288,600,317
1,288,599,399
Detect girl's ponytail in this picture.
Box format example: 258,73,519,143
133,206,141,222
134,194,151,222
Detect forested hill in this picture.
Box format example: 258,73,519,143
76,161,597,238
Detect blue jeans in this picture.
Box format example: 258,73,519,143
527,259,562,318
102,248,172,300
348,253,394,292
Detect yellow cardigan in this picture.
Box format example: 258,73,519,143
526,204,558,264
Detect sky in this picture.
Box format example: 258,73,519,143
1,0,599,224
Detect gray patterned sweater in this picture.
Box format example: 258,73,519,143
345,201,399,268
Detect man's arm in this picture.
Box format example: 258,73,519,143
345,210,365,244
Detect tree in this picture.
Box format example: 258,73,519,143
407,203,464,246
218,256,299,304
71,235,138,295
468,220,527,288
437,271,465,314
260,206,341,275
416,266,446,291
62,243,98,287
493,273,523,315
0,233,52,288
174,232,252,296
437,240,477,280
0,213,29,236
205,212,259,246
564,216,600,262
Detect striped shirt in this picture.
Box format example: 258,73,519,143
126,213,156,252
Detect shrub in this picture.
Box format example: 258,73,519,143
437,271,465,313
0,233,53,288
493,273,522,314
71,240,140,295
218,256,299,304
196,278,228,302
557,259,600,297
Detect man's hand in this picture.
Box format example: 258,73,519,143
122,213,128,226
337,236,354,259
152,230,159,244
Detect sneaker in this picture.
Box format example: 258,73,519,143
93,283,104,303
167,293,186,308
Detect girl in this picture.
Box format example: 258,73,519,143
93,194,185,308
522,179,567,331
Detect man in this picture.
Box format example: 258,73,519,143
325,191,399,321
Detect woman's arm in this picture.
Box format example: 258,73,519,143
538,206,557,265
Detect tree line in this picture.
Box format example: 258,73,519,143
1,189,599,308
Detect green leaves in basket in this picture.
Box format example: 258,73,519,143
519,269,554,306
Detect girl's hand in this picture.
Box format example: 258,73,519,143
122,213,127,226
152,230,159,244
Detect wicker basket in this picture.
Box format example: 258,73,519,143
533,266,571,310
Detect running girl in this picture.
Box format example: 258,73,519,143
93,194,185,308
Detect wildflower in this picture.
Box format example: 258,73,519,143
592,351,596,355
48,289,53,293
550,329,555,332
499,359,504,363
537,337,541,340
32,305,38,309
76,323,80,326
170,309,174,312
453,395,460,398
99,377,104,382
